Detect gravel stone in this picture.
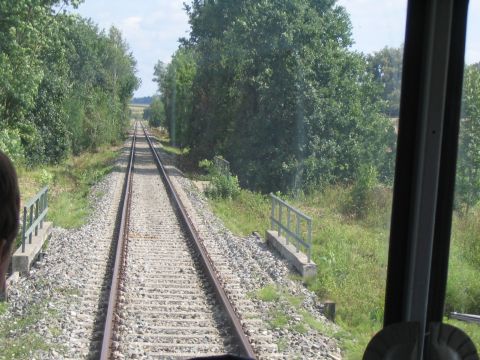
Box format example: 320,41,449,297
0,139,130,359
154,137,343,360
0,129,343,360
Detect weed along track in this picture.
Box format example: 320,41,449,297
99,123,255,359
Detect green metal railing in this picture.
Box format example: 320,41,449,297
21,186,48,253
270,193,312,262
214,156,230,176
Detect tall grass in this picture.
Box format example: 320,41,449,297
210,184,480,358
446,211,480,314
16,145,119,229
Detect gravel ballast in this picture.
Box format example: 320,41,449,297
0,143,129,360
0,132,343,360
154,138,342,360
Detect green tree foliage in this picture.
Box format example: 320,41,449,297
132,96,152,105
153,47,196,147
199,159,241,199
456,64,480,213
0,0,139,164
157,0,395,193
143,96,165,127
349,164,378,218
367,46,403,118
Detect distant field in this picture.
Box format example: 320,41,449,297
129,103,149,109
129,104,147,120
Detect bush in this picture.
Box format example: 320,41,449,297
349,164,378,218
0,128,24,163
446,258,480,313
199,158,241,199
207,173,241,199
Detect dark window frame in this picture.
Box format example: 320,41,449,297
376,0,473,358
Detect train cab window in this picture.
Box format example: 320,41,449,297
445,0,480,350
297,1,408,356
2,1,478,359
367,0,479,358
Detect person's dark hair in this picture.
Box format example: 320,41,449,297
0,151,20,259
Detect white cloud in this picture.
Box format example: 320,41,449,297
122,16,142,33
76,1,480,96
339,0,479,65
337,0,408,53
73,0,190,96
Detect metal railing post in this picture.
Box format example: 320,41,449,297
40,193,44,229
295,217,300,253
270,195,275,231
278,204,283,237
286,208,291,245
307,219,312,262
28,205,33,244
34,199,39,236
22,207,27,253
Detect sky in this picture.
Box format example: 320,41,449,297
72,1,479,98
72,1,190,97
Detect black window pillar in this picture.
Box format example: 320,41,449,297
382,0,469,358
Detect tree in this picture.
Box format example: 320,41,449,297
456,64,480,213
0,0,62,160
166,0,396,192
367,46,403,118
154,48,196,147
143,97,165,128
0,2,139,164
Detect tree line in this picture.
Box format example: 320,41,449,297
147,0,480,210
150,0,396,193
0,0,139,165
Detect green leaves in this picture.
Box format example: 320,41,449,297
456,64,480,213
144,97,165,127
154,48,197,147
0,1,139,165
367,46,403,117
156,0,395,193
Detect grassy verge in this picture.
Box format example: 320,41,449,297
251,283,334,334
211,190,270,236
2,145,120,357
0,300,65,359
149,127,189,156
16,145,120,230
209,186,480,358
212,187,386,357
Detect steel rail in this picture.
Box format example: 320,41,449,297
450,312,480,324
100,122,137,360
142,123,256,359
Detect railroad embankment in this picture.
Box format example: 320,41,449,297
0,144,125,358
153,130,480,358
209,179,480,358
0,128,342,359
150,129,343,359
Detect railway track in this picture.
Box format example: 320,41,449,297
99,122,255,359
450,312,480,324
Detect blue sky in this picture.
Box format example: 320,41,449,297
72,1,479,97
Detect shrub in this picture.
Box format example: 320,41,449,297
446,258,480,313
349,164,378,218
199,158,241,199
0,128,25,163
39,169,54,186
456,210,480,270
206,173,241,199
